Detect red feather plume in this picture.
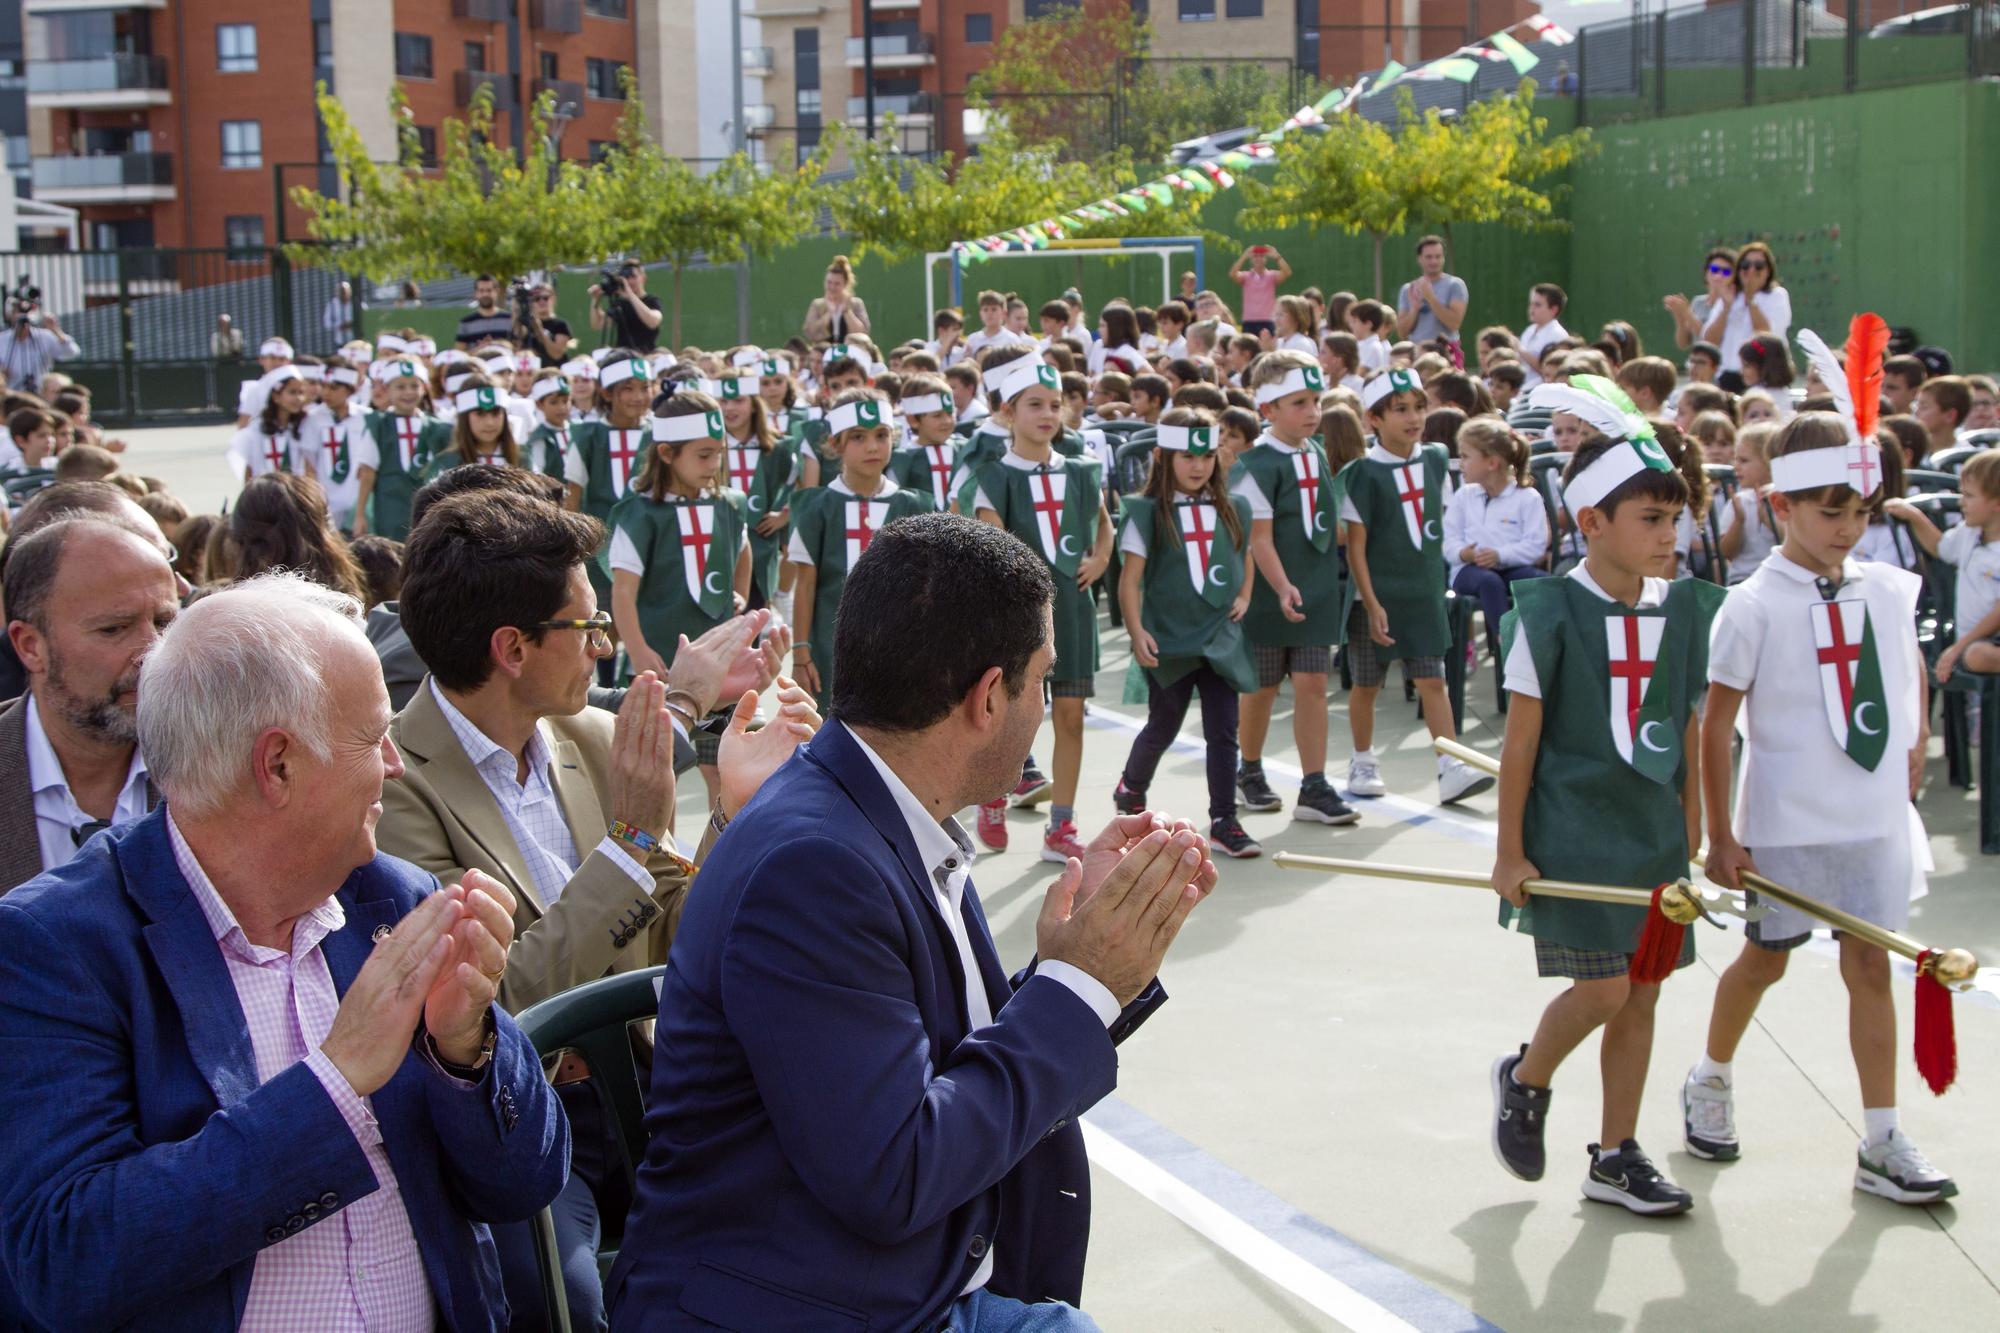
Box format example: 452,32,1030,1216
1846,313,1889,442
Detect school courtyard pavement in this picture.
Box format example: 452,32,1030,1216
125,425,2000,1332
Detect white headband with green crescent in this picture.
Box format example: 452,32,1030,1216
372,358,421,384
824,344,855,362
1256,364,1327,405
530,376,569,402
828,399,888,434
711,376,759,401
756,357,789,378
1530,381,1676,511
1360,367,1422,411
654,409,724,442
901,393,947,417
985,357,1059,403
455,385,502,414
600,358,650,389
1157,424,1218,455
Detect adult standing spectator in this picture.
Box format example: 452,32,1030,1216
1395,235,1468,362
0,573,569,1330
455,274,517,350
608,514,1217,1331
0,516,176,894
1229,244,1292,338
801,254,873,343
0,305,78,391
1699,240,1790,391
590,262,664,354
321,280,354,350
212,313,246,361
381,488,813,1330
1663,246,1738,352
517,282,574,367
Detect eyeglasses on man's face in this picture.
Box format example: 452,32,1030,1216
528,611,613,654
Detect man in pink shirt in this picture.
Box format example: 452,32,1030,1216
1229,244,1293,339
0,572,568,1331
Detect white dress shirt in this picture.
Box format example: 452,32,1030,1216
845,729,1119,1297
24,693,150,873
1443,479,1550,578
428,682,650,904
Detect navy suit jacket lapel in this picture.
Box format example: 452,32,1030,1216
122,810,262,1111
958,881,1014,1018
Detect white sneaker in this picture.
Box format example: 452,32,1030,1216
1438,757,1495,805
1856,1129,1959,1204
1346,753,1387,798
1681,1068,1739,1161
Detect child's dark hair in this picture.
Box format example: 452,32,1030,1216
7,406,51,442
1878,414,1928,468
1562,436,1690,516
981,345,1035,411
1679,382,1736,424
1531,282,1567,314
1423,406,1466,451
1318,404,1366,471
1429,371,1491,417
1652,420,1710,514
1349,299,1388,333
1486,361,1526,392
1059,371,1087,401
349,533,405,606
1870,423,1910,503
1131,373,1168,405
1769,410,1870,508
1739,334,1794,389
1166,356,1205,386
1096,371,1132,403
1220,405,1262,446
1142,407,1244,552
1457,417,1529,485
1320,331,1359,373
1173,383,1228,413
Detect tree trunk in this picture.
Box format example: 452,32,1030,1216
672,265,683,349
1372,233,1385,300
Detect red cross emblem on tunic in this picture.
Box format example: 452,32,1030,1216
1030,469,1067,559
846,497,877,560
609,430,643,493
924,445,955,505
1179,500,1216,591
262,433,289,473
1291,451,1321,529
395,416,421,471
476,452,503,467
677,501,715,602
1817,601,1862,716
1609,616,1655,739
1396,463,1428,545
1847,443,1880,497
727,443,760,495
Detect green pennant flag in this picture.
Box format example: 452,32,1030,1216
1184,172,1215,194
1375,61,1406,90
1432,57,1482,82
1314,87,1348,112
1145,182,1173,205
1219,150,1253,169
1491,31,1539,74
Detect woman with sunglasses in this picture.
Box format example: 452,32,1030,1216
1702,241,1790,391
1663,247,1739,354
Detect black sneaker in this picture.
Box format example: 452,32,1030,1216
1112,779,1147,816
1491,1046,1551,1182
1294,782,1360,826
1582,1140,1694,1216
1237,766,1283,813
1208,816,1262,858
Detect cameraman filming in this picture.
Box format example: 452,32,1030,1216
0,277,78,392
515,281,574,367
588,261,662,353
455,274,517,350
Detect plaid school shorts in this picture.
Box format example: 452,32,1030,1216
1050,676,1095,700
1344,602,1444,688
1252,643,1332,690
1534,938,1634,981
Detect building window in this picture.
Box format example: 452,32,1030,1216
965,13,993,42
1179,0,1216,19
221,120,262,169
315,19,333,69
584,0,627,17
539,51,559,80
586,58,627,100
1025,0,1078,16
588,140,615,163
216,23,256,72
793,29,819,90
1225,0,1261,14
795,88,820,116
412,126,438,167
224,214,265,256
394,34,433,79
464,42,486,73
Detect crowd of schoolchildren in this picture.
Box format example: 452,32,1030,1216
7,239,1991,1227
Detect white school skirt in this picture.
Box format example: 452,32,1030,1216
1748,804,1931,944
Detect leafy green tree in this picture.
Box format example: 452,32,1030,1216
291,81,607,284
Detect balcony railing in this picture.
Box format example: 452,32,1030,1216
742,45,773,74
456,69,517,107
531,77,583,113
452,0,511,22
844,33,936,62
32,151,174,197
26,54,170,100
743,103,776,135
530,0,581,34
845,91,935,120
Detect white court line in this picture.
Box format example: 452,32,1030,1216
1080,1121,1422,1333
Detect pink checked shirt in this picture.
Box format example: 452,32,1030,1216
167,816,436,1331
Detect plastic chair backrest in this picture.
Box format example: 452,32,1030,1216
1906,469,1958,496
514,966,667,1195
1111,435,1156,496
3,469,57,503
1927,444,1979,475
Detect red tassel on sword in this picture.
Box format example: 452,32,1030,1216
1915,950,1959,1096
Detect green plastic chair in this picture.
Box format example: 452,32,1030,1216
513,965,669,1333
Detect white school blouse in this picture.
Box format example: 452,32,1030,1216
1442,480,1549,579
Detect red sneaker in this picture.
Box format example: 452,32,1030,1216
976,799,1009,852
1010,769,1054,808
1041,820,1087,865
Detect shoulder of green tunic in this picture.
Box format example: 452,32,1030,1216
792,485,833,540
1667,576,1729,625
1120,495,1158,542
1508,573,1569,696
1063,453,1103,486
1055,429,1085,458
608,490,660,539
890,489,936,517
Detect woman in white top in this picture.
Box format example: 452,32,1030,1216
1700,241,1791,389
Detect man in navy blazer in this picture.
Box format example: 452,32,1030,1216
609,514,1218,1332
0,573,569,1331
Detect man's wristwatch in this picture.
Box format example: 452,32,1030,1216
426,1011,497,1080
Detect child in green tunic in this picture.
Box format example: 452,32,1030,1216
607,388,752,806
1342,368,1492,806
713,374,795,615
886,372,966,512
523,369,574,479
1230,351,1357,827
1489,407,1722,1218
354,358,452,541
424,378,519,478
970,347,1112,864
1114,409,1261,860
789,391,936,708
